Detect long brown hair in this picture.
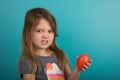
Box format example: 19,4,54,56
19,8,67,73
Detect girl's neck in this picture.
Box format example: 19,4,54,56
35,48,52,56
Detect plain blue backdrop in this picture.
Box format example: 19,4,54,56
0,0,120,80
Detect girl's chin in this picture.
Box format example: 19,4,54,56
38,45,50,49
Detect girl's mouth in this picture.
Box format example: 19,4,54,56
41,40,48,45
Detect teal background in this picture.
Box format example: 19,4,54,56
0,0,120,80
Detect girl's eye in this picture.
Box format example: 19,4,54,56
48,30,54,33
36,29,42,32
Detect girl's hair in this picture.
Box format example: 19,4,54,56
19,8,67,73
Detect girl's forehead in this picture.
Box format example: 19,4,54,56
35,18,52,29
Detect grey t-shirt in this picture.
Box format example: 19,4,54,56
19,53,65,80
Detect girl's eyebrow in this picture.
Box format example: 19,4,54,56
35,28,42,29
35,27,52,30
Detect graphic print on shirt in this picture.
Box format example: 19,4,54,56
45,63,65,80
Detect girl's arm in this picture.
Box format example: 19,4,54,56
64,64,80,80
64,62,91,80
23,74,35,80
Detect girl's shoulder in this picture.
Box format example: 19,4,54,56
19,57,33,66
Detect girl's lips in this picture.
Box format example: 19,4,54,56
41,40,48,45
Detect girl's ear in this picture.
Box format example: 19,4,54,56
55,34,58,37
55,33,58,37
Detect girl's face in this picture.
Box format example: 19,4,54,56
32,18,54,50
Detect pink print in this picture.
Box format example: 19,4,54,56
48,74,64,77
46,63,53,71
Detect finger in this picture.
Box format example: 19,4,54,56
81,67,86,71
86,62,91,66
83,65,89,70
89,59,92,62
76,56,79,59
84,65,89,68
80,65,88,71
82,63,91,70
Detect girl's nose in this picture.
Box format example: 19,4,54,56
42,32,49,38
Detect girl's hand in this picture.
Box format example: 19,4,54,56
76,54,92,71
80,59,92,71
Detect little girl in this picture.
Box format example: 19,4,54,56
19,7,91,80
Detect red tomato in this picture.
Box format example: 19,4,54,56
77,54,90,70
